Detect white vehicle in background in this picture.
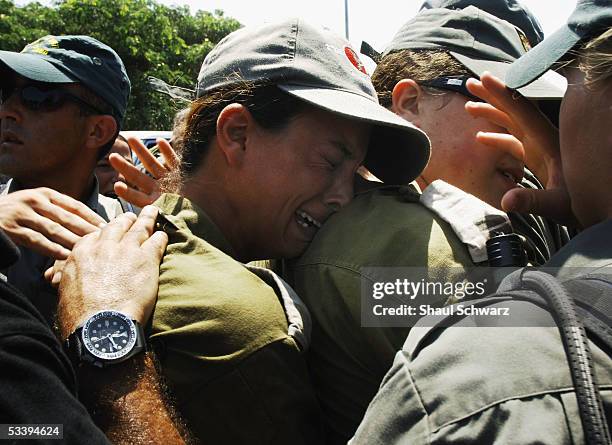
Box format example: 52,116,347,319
120,130,172,149
120,130,172,167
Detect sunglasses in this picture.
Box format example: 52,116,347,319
0,83,104,114
420,76,484,102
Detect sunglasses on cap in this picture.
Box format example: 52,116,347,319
0,83,104,114
420,76,484,102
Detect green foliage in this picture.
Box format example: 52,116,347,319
0,1,63,50
0,0,241,129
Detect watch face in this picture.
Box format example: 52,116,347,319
81,311,137,361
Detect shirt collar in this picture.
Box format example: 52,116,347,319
2,177,103,213
154,193,237,258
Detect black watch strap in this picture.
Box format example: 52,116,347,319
65,319,147,368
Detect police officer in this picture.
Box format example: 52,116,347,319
0,35,128,323
352,1,612,443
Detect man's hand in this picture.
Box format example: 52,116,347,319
56,205,168,340
110,137,179,208
465,73,577,227
0,188,106,260
52,205,187,443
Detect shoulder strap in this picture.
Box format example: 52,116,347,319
486,273,612,353
563,275,612,353
419,180,513,263
564,274,612,322
243,264,312,352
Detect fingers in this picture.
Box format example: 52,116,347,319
468,73,561,187
97,212,138,242
467,74,546,132
128,136,168,179
479,73,529,110
466,73,522,111
467,73,508,101
36,201,101,239
465,101,516,133
109,154,159,194
465,77,496,103
475,132,526,163
0,189,103,258
111,138,167,209
501,187,576,226
25,213,81,250
44,259,66,288
123,205,159,245
141,230,169,262
114,181,160,208
157,138,180,170
46,189,106,228
44,265,54,282
14,227,70,260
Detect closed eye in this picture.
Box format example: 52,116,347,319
324,157,342,170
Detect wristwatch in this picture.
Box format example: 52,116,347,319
65,310,147,368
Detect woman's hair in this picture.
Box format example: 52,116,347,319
168,107,190,156
371,49,471,107
162,80,307,192
578,27,612,88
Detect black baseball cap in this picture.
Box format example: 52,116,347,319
506,0,612,89
0,35,130,124
197,18,431,185
419,0,544,47
381,6,567,99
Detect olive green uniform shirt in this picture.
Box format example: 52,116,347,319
351,219,612,444
151,194,322,444
285,186,474,443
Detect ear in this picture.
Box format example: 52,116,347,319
391,79,423,126
84,115,117,151
215,103,250,167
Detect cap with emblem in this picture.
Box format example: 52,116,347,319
196,18,430,185
381,5,567,99
506,0,612,89
0,35,130,124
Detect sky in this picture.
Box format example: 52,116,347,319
148,0,579,73
154,0,577,53
16,0,578,72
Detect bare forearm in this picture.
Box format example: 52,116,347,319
79,353,190,444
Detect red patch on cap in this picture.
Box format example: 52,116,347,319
344,46,367,75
